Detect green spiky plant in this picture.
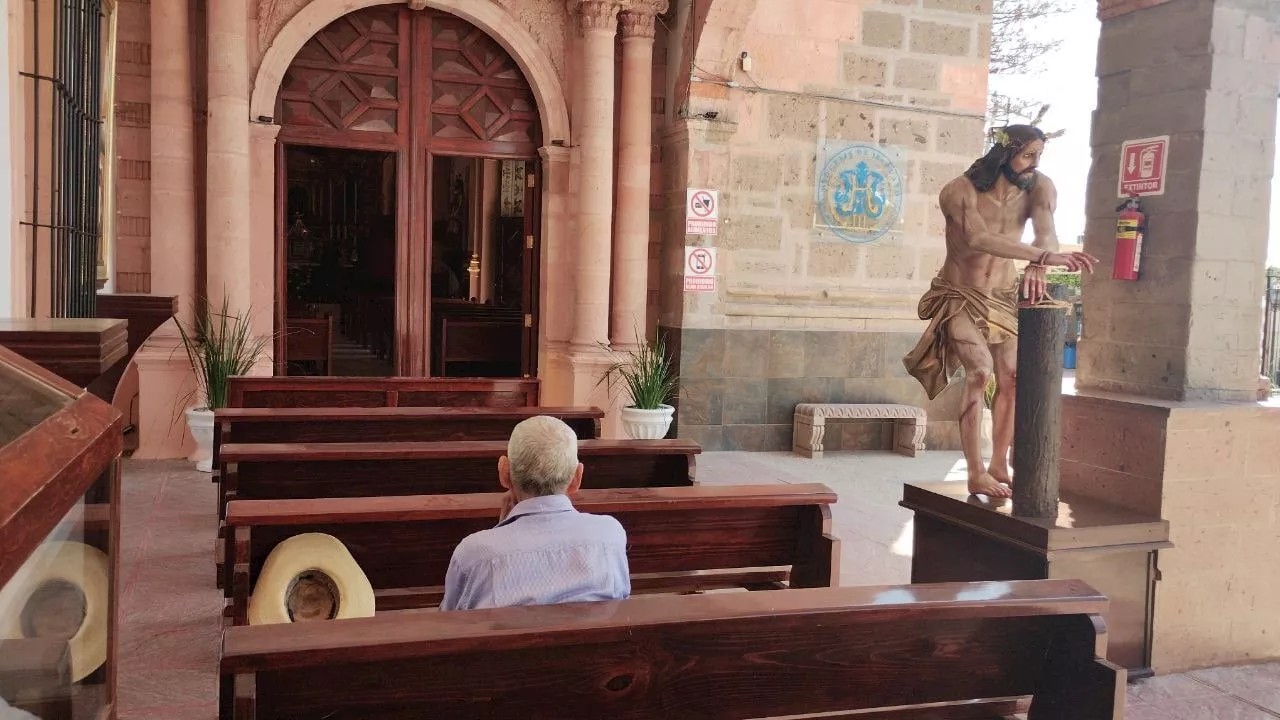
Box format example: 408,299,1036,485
175,296,269,411
596,330,679,410
983,375,998,410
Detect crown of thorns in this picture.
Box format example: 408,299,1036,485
990,105,1066,150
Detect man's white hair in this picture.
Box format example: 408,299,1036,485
507,416,580,496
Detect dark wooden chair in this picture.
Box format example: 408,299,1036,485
219,578,1124,720
213,437,700,587
222,483,838,623
224,375,540,408
284,316,333,375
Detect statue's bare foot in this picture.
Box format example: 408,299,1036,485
969,472,1012,498
988,463,1013,487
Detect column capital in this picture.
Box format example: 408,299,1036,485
619,9,658,39
570,0,620,33
621,0,669,16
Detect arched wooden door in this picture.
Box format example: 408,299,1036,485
273,4,542,377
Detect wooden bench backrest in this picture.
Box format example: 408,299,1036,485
215,406,603,446
219,579,1123,720
221,439,698,507
224,484,838,620
224,376,539,408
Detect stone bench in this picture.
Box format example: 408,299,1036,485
793,403,926,458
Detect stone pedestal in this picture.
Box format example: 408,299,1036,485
901,482,1171,677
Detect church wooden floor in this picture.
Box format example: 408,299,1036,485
117,453,1280,719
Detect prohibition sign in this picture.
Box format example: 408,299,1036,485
690,191,715,218
688,248,713,274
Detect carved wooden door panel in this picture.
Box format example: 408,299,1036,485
419,13,541,158
277,5,409,149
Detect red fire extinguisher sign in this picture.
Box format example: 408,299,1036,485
1113,196,1145,281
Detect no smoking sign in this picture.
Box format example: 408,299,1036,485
685,188,719,235
684,247,717,293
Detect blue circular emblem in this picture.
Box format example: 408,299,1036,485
816,143,905,244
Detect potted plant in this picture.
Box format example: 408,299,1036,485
597,331,679,440
176,297,269,472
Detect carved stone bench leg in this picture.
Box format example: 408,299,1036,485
893,418,926,457
793,415,825,458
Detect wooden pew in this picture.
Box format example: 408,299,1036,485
222,483,837,623
211,405,605,505
221,437,695,503
219,579,1124,720
213,438,701,586
224,375,539,409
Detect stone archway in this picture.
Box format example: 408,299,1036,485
251,0,570,145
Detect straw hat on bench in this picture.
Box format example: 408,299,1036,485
248,533,375,625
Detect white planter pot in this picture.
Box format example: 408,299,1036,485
186,407,216,473
979,407,994,459
620,404,674,440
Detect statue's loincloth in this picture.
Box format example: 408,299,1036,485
903,278,1019,400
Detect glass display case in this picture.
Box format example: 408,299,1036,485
0,344,123,720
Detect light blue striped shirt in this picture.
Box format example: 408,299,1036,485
440,494,631,611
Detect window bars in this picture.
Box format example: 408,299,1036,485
21,0,106,318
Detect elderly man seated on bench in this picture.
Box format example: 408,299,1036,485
440,416,631,611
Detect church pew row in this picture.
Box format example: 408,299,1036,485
222,483,839,624
213,438,701,587
219,578,1124,720
211,405,604,489
225,375,540,409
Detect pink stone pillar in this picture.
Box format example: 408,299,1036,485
133,0,198,461
207,0,252,313
610,4,663,347
570,0,619,349
150,0,196,323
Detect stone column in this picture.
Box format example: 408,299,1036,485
610,3,664,347
206,0,252,313
150,0,196,323
133,0,198,461
1080,0,1279,402
249,122,280,374
570,0,619,350
1060,0,1280,672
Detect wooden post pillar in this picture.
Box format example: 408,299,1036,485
1012,305,1067,518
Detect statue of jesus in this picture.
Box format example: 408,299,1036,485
904,124,1097,498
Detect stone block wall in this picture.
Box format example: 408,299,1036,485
659,0,991,450
1077,0,1280,401
1061,393,1280,671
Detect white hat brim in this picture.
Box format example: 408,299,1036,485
0,540,109,683
247,532,375,625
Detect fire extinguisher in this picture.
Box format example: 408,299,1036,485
1113,195,1146,281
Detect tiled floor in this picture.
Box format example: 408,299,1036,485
116,451,1280,719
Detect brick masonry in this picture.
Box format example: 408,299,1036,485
659,0,991,450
